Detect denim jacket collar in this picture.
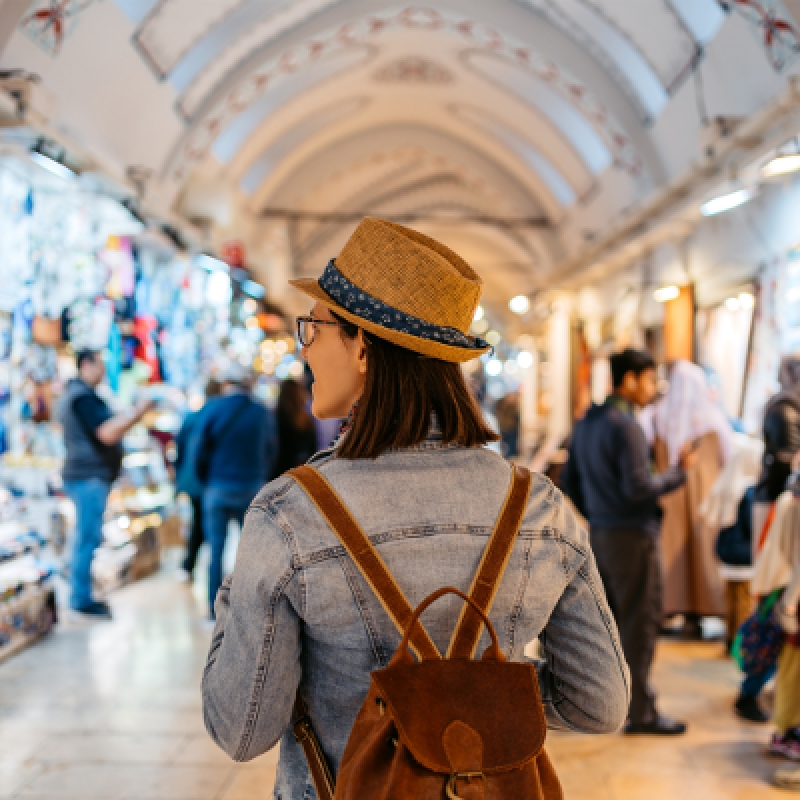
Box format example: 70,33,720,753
387,415,463,453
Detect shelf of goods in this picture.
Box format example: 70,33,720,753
95,446,177,594
0,521,57,665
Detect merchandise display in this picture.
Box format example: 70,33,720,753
0,489,59,663
0,148,292,663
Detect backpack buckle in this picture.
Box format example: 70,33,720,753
446,771,485,799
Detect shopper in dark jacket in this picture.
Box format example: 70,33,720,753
732,356,800,722
193,365,276,619
174,379,220,582
759,356,800,503
272,379,317,478
58,350,153,618
561,348,694,735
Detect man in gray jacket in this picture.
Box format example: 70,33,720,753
59,350,153,619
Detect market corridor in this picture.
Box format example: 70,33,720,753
0,570,787,800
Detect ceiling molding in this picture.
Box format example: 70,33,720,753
163,6,643,190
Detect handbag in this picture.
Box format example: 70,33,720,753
732,589,785,675
288,464,563,800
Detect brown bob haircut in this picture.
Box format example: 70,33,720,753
331,311,499,460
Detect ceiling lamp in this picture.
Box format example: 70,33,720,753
509,295,531,315
739,292,755,309
485,330,502,346
485,358,502,377
653,286,680,303
517,350,534,369
701,189,751,217
472,318,489,335
762,154,800,178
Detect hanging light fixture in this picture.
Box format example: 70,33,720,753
701,189,751,217
763,139,800,178
509,295,530,315
763,154,800,177
654,286,680,303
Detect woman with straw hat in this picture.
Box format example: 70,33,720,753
202,218,629,797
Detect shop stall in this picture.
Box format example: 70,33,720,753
0,485,62,663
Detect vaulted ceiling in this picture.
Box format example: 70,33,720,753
0,0,795,319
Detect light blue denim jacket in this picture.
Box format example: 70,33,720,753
203,432,630,799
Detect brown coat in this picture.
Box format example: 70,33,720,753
655,433,726,617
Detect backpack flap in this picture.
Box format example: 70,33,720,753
370,658,547,775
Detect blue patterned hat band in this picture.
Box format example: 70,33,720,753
318,259,489,351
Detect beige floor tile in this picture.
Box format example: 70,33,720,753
240,747,280,770
36,734,187,765
608,769,727,800
103,709,206,736
0,761,44,798
220,767,277,800
120,765,233,799
171,736,279,770
171,735,236,766
1,573,795,800
17,764,139,798
686,738,780,780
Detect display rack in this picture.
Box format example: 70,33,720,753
0,535,56,664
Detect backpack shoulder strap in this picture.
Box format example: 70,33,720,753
288,465,441,661
447,465,533,660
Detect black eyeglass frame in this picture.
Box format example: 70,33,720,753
296,315,346,348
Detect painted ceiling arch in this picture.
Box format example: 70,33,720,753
162,5,654,188
220,33,601,222
238,93,574,224
256,122,562,283
2,0,799,306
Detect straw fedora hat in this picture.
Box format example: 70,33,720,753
289,218,490,362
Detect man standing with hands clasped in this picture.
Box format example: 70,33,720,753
59,350,155,620
561,348,697,735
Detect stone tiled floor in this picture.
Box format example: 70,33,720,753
0,570,793,799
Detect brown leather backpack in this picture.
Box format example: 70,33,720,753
289,464,563,800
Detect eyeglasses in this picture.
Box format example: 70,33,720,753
296,315,345,348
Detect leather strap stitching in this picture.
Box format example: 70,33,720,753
446,466,532,659
289,465,441,661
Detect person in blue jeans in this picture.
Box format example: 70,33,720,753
193,364,277,620
58,350,154,619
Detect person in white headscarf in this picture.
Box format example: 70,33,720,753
653,360,735,468
652,360,736,622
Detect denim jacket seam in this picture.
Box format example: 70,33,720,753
575,562,630,701
250,479,294,512
255,499,307,616
233,565,297,762
553,529,590,577
505,537,535,659
337,555,387,666
289,525,554,568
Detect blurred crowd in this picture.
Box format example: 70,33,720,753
559,350,800,790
